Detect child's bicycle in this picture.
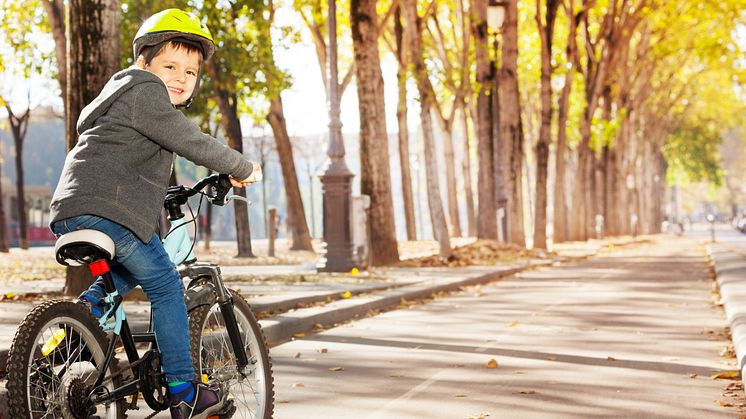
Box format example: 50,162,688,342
5,174,274,419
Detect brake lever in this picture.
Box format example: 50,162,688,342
226,195,252,205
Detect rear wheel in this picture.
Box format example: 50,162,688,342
5,300,125,418
188,289,274,419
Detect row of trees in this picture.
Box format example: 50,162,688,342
0,0,744,277
345,0,744,257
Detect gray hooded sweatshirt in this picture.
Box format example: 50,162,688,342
50,67,253,243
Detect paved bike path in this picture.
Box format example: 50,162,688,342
269,237,743,418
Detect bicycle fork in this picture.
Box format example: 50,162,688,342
215,284,250,375
182,264,250,376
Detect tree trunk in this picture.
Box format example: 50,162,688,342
439,118,463,238
266,97,314,251
204,170,213,251
402,0,451,256
491,62,509,243
570,104,592,241
618,113,632,234
461,106,477,237
500,0,525,246
533,0,559,249
351,0,400,266
0,154,8,252
6,107,31,249
64,0,120,296
472,0,497,240
553,0,578,244
394,6,417,241
210,84,255,258
41,0,67,110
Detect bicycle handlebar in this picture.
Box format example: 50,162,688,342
164,173,233,220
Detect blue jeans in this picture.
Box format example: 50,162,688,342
52,215,194,383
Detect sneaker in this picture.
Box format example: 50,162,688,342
170,382,227,419
76,295,107,318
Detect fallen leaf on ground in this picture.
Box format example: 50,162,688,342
518,390,537,395
720,346,737,359
318,348,328,353
607,356,616,361
292,383,305,388
506,321,519,327
711,371,740,380
486,359,498,369
467,413,490,419
396,239,555,268
726,382,743,390
454,394,467,398
293,332,305,338
690,373,698,378
341,291,352,298
719,401,735,407
328,366,344,372
294,352,302,358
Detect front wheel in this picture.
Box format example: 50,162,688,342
5,300,125,419
188,289,274,419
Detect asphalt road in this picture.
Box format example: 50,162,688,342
267,235,743,418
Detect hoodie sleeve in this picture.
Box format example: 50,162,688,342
130,81,253,180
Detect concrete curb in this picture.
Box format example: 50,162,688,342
258,264,538,345
708,243,746,386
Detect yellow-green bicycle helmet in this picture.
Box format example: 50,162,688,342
133,9,215,61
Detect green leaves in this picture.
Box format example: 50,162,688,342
0,0,53,78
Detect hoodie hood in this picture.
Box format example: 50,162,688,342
77,67,167,134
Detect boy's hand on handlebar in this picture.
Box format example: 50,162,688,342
229,177,252,188
230,162,262,188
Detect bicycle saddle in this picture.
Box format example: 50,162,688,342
55,229,116,266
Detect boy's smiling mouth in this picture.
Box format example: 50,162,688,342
167,86,185,94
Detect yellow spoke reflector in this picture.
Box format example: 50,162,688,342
42,329,67,357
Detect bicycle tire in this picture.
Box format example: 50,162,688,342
6,300,126,419
188,289,274,419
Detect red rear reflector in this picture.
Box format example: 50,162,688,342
88,259,110,276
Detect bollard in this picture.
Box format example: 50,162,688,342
707,213,715,243
268,207,277,257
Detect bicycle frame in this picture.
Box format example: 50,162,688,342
82,177,251,408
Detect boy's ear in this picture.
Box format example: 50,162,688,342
135,55,147,69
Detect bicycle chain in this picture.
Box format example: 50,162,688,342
144,410,162,419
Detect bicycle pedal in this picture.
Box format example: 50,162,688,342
210,399,236,418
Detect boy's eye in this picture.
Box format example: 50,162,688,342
187,71,196,76
165,65,174,70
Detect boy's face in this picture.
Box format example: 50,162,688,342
138,43,201,105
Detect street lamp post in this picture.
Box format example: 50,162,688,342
318,0,356,272
487,0,508,242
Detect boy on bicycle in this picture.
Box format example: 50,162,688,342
49,9,259,419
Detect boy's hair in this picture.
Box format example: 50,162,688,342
139,37,205,66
